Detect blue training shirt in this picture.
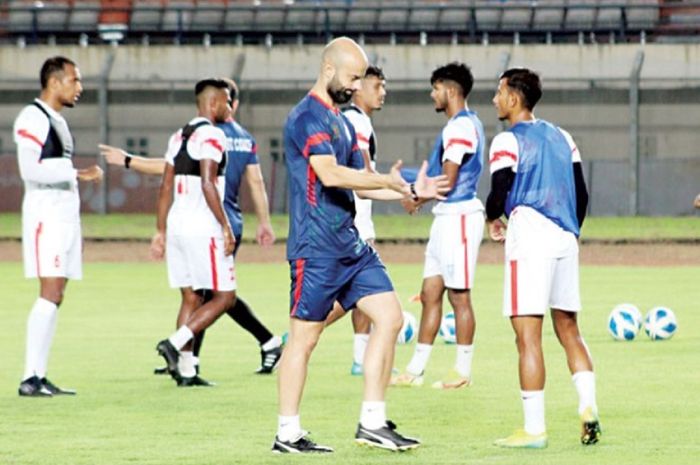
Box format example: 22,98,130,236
218,118,259,239
426,109,484,203
505,119,580,236
284,93,367,260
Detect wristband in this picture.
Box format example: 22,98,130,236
124,155,132,169
409,182,419,201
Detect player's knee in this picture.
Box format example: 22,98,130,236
41,289,64,306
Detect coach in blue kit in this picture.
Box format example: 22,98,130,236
272,37,448,454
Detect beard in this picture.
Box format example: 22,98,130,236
327,76,354,104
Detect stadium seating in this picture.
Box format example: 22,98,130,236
0,0,677,43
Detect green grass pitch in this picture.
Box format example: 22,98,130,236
0,261,698,464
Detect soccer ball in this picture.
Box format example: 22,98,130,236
607,304,642,341
439,312,456,344
397,311,417,344
644,307,678,340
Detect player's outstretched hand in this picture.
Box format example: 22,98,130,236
77,165,104,183
150,231,165,260
388,160,410,194
98,144,128,166
223,227,236,256
256,223,275,247
401,197,420,215
487,219,507,242
414,160,449,200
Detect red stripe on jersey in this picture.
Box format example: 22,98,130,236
204,138,224,153
356,134,370,144
445,138,473,151
490,150,517,164
302,132,332,158
510,260,518,316
351,144,359,152
306,165,318,206
177,179,183,194
209,237,219,291
17,129,45,149
35,222,43,276
461,214,470,290
290,259,305,317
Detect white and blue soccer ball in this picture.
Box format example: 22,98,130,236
439,312,456,344
644,306,678,341
397,311,417,344
607,304,642,341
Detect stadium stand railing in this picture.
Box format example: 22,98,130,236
1,1,699,45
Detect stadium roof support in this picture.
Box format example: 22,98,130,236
629,49,645,216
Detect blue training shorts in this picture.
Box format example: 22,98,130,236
288,247,394,321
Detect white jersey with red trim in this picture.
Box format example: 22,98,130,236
165,117,227,237
343,104,377,241
14,99,79,224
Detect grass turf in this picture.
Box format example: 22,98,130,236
0,213,698,241
0,261,698,464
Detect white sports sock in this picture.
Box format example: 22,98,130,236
360,401,386,430
261,335,282,352
178,351,196,377
406,343,432,376
23,298,57,380
572,371,598,415
277,415,302,442
521,390,546,435
353,333,370,365
168,326,194,350
454,344,474,378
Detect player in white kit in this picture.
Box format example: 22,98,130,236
15,56,103,397
340,65,387,375
393,63,485,390
486,68,600,448
153,79,237,387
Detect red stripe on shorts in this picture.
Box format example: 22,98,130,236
35,222,43,276
461,214,469,289
290,259,305,317
209,237,219,291
510,260,518,316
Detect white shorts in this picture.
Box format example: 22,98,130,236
22,219,82,279
423,211,484,290
167,235,236,291
502,207,581,317
353,193,375,241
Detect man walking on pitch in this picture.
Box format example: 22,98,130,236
14,56,103,397
100,78,283,376
393,62,485,390
486,68,599,448
273,37,449,454
151,79,237,386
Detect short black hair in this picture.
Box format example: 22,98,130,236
499,68,542,111
194,78,229,97
40,56,76,89
430,62,473,98
365,65,385,81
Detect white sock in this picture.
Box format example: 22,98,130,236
353,333,370,365
521,390,546,435
360,401,386,430
454,344,474,378
178,351,196,377
168,326,194,350
406,343,432,375
23,298,57,380
261,335,282,352
277,415,302,442
192,355,200,368
572,371,598,415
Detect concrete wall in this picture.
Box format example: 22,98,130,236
0,43,698,215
